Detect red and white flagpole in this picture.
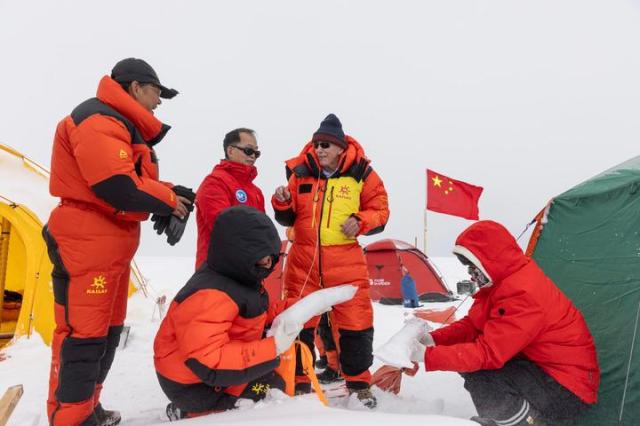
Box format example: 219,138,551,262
423,209,428,255
424,169,429,255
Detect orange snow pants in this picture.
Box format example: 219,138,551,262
43,203,140,426
285,243,374,389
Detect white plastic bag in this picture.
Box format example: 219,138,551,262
267,284,358,337
373,317,432,369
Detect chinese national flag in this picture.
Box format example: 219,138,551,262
426,169,483,220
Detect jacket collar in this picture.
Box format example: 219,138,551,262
96,76,170,145
215,160,258,184
285,135,369,179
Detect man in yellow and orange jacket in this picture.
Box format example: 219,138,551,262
272,113,389,408
43,58,194,426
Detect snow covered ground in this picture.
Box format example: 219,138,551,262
0,256,479,426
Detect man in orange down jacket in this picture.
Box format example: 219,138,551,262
154,206,300,420
408,220,600,426
43,58,195,426
272,113,389,409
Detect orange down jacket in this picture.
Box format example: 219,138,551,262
272,136,389,301
426,220,600,404
154,207,295,397
49,75,177,220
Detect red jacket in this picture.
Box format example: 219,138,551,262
426,220,600,404
195,160,265,269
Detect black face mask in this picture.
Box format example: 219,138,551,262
254,254,280,282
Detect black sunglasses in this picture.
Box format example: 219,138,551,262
230,145,261,158
313,141,332,149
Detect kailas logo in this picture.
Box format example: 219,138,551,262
87,275,108,295
251,382,270,396
335,185,352,200
235,189,248,203
119,149,129,160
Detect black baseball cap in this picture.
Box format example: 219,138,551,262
111,58,178,99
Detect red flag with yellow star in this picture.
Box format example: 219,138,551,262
426,169,483,220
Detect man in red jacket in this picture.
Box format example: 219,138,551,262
409,220,600,426
194,128,265,269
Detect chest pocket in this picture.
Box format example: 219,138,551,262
320,176,363,245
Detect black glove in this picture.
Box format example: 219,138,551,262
166,213,189,246
150,214,171,235
172,185,196,212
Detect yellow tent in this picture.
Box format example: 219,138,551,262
0,144,144,348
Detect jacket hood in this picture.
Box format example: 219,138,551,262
285,135,369,177
215,160,258,184
206,206,281,288
452,220,529,285
96,76,170,145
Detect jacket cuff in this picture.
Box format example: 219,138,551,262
424,346,434,371
271,195,292,210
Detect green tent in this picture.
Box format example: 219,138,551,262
527,156,640,425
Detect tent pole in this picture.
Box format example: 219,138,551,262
0,218,11,327
423,210,428,255
619,299,640,422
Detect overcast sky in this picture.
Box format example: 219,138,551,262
1,0,639,257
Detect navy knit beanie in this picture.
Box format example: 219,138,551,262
312,114,347,149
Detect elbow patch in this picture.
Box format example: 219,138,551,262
92,174,173,214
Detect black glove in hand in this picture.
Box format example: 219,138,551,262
165,213,189,246
151,214,171,235
172,185,196,212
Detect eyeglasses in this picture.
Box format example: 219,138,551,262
230,145,261,158
468,265,490,286
313,141,332,149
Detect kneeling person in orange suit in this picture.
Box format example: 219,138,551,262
154,206,301,420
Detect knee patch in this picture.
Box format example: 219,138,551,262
317,315,336,351
338,327,373,377
57,336,107,403
295,328,316,376
96,325,123,384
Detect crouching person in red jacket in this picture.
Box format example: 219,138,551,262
154,206,298,420
409,220,600,426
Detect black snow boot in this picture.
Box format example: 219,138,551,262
348,387,377,409
94,404,121,426
317,367,343,384
294,382,312,395
470,417,498,426
166,402,188,421
471,401,547,426
315,355,328,369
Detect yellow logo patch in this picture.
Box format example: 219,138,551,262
119,149,129,159
87,275,108,295
251,382,270,395
335,185,353,201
